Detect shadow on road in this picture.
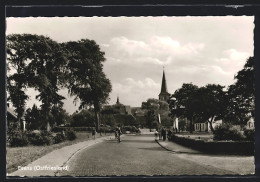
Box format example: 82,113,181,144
138,147,165,151
104,139,154,144
170,151,203,155
119,139,154,143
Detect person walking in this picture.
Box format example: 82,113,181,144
117,126,122,143
92,128,96,140
114,127,118,139
162,128,167,141
154,130,159,141
167,129,172,141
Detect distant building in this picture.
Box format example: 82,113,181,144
113,96,132,115
194,119,222,132
7,107,17,128
7,105,26,131
102,96,137,126
158,68,170,102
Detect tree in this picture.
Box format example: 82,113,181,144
141,98,160,130
100,114,116,127
70,110,95,127
63,39,112,131
225,57,255,125
141,98,159,110
146,109,157,131
101,106,120,115
196,84,226,132
169,83,199,133
100,106,119,127
24,34,67,130
158,100,169,110
50,106,70,126
25,104,42,130
6,34,31,130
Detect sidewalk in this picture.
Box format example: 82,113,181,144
8,135,115,177
156,139,255,175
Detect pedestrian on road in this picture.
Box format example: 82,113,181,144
92,128,96,140
115,126,122,143
167,129,172,141
154,130,159,141
162,128,166,141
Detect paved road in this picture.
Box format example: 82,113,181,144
58,134,236,176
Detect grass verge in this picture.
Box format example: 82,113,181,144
6,132,112,174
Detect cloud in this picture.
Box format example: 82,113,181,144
224,49,250,61
215,49,251,74
101,43,110,47
111,77,161,105
106,56,122,63
114,77,160,91
106,36,205,66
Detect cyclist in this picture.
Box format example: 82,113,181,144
116,126,122,143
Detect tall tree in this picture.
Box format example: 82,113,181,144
25,104,43,130
6,34,31,130
196,84,226,132
141,98,159,110
169,83,199,133
24,34,67,130
225,57,255,125
63,39,112,131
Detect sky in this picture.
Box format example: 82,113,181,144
6,16,254,114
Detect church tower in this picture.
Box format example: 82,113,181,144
116,95,120,105
159,68,170,102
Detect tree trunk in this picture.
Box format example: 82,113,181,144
189,117,193,133
94,110,100,131
209,116,214,133
19,118,23,131
46,121,51,131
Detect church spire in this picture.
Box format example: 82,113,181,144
159,67,170,102
116,95,120,104
160,67,168,93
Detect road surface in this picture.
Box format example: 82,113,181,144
57,134,238,176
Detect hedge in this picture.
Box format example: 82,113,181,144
53,126,116,133
170,134,254,155
52,127,94,132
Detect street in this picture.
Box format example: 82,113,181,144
58,134,237,176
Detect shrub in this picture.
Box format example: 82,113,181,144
99,126,113,133
52,126,93,132
27,130,53,146
53,133,65,144
7,123,29,147
9,131,29,147
244,129,255,141
122,126,139,133
52,127,63,133
213,124,245,141
65,129,77,141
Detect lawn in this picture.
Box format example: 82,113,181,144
6,132,112,174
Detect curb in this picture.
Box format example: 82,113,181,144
55,136,113,176
155,140,175,152
8,135,114,177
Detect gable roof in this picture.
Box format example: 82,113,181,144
7,107,17,119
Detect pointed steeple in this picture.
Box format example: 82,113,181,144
160,67,168,93
159,67,170,102
116,95,120,104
